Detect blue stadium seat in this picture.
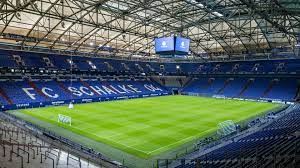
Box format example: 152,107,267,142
176,106,300,168
182,77,298,101
0,52,17,68
0,78,170,108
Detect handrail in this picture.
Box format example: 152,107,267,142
17,147,30,163
9,150,24,168
0,140,6,157
41,153,55,168
0,112,122,168
1,140,50,149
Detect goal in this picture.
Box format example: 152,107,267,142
217,120,236,137
58,114,72,126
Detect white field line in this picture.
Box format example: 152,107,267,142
89,131,149,154
146,128,215,154
65,119,215,156
24,106,218,154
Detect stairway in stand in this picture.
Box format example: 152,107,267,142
217,79,232,94
203,78,214,90
28,81,48,99
0,87,13,104
238,79,254,97
262,79,278,97
294,84,300,101
80,79,100,96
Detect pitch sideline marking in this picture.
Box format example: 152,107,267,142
145,128,215,154
71,122,215,156
19,100,278,157
27,108,216,156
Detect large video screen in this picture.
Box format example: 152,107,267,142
155,37,175,53
175,37,190,53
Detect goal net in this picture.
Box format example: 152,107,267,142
217,120,236,137
58,114,72,126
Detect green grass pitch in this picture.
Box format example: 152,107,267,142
11,95,280,158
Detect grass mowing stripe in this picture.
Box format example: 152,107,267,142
146,128,215,155
11,95,281,159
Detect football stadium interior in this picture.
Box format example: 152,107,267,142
0,0,300,168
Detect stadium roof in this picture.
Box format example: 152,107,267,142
0,0,299,59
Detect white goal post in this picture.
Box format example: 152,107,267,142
58,114,72,126
68,102,74,109
217,120,236,136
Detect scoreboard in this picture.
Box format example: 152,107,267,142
175,37,190,54
155,36,190,57
155,36,174,53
